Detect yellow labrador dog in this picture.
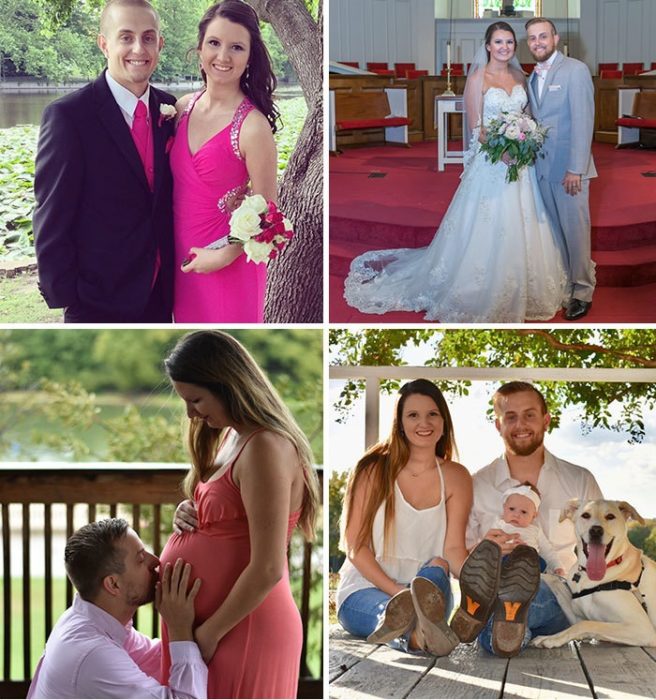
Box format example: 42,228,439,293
532,499,656,648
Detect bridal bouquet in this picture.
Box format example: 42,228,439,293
228,194,294,264
480,110,549,183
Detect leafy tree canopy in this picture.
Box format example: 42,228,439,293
1,0,294,82
329,328,656,443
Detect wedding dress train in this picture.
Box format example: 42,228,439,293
343,85,567,322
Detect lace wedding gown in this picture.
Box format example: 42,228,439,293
343,85,568,322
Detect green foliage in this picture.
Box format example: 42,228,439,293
0,329,322,463
1,0,294,83
0,126,38,257
0,98,306,259
330,329,656,443
328,469,348,564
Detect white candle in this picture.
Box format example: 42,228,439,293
447,42,451,70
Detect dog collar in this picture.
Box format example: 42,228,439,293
569,562,646,612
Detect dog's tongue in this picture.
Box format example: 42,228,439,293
586,543,607,580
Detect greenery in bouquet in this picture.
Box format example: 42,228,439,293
480,110,549,183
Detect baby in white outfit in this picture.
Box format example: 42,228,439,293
493,483,566,575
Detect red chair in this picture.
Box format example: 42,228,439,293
521,63,536,74
598,62,619,73
394,62,415,78
405,70,428,79
600,70,624,80
623,63,645,76
366,62,389,72
340,61,360,69
440,64,464,76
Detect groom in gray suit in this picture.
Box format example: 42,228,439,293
526,18,596,320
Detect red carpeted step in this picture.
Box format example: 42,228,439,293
330,216,436,247
593,245,656,286
331,216,656,251
592,220,656,250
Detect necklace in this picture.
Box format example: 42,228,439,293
404,461,437,477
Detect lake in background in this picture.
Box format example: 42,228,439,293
0,85,302,128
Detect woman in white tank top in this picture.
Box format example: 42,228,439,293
336,379,473,655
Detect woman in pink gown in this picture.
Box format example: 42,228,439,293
159,330,320,699
170,1,279,322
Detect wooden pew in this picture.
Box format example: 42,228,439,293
616,89,656,146
329,89,411,152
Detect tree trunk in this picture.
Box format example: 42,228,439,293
246,0,323,323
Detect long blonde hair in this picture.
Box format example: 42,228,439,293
165,331,319,540
340,379,457,557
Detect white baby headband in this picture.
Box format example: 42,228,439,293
503,485,541,510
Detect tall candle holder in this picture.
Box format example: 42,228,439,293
442,40,455,96
442,67,455,96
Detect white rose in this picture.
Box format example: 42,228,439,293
241,194,268,215
230,208,261,241
159,104,177,120
244,239,271,264
505,123,520,140
282,217,293,232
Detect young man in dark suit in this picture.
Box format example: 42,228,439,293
34,0,176,322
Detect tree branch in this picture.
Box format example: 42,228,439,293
517,329,656,367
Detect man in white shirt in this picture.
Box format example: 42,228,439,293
463,381,603,654
28,518,207,698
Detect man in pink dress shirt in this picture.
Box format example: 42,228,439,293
27,518,207,698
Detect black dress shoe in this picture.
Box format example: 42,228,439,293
564,298,592,320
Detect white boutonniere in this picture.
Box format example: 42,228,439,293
159,103,177,126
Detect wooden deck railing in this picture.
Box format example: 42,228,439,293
0,464,323,699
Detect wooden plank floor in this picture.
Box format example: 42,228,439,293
329,626,656,699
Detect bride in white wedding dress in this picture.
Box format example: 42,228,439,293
343,22,567,323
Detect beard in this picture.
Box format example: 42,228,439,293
530,45,557,63
125,576,157,607
506,431,545,456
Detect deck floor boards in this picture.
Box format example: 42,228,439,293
330,625,656,699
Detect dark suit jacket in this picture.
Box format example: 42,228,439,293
33,71,176,320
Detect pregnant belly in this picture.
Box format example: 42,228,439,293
159,530,250,622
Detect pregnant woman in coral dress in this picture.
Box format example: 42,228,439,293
159,330,320,699
170,1,279,322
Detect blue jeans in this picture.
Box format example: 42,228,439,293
338,563,452,651
478,578,570,654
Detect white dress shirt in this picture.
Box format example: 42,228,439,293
535,50,558,100
466,448,603,571
105,70,150,128
27,594,207,699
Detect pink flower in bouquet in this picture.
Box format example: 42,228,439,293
228,194,294,264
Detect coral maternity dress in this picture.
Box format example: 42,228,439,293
160,432,302,699
170,91,267,322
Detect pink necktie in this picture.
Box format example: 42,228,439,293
534,63,550,77
131,100,159,285
131,100,154,191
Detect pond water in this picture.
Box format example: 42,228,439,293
0,86,302,128
0,398,181,461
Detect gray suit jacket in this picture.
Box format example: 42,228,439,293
528,52,597,182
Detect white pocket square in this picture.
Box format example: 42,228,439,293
548,85,562,91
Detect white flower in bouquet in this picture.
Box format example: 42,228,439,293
505,123,521,140
244,239,271,264
230,207,261,241
240,193,268,215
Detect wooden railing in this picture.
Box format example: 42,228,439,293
0,464,323,699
